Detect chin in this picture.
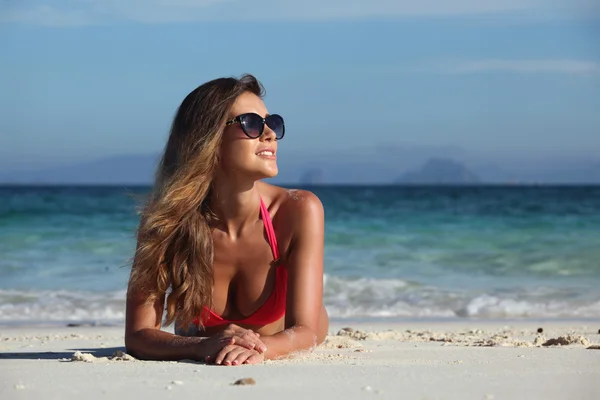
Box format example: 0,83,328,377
260,167,279,179
239,167,278,182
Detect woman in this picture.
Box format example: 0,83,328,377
124,74,329,366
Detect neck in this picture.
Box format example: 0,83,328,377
208,178,261,238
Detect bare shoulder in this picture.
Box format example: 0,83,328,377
259,183,324,264
283,189,322,213
257,182,324,228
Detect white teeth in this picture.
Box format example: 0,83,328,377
257,151,273,156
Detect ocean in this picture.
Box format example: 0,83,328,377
1,185,599,326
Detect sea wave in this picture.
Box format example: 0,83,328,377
1,275,599,324
0,289,127,323
323,275,600,319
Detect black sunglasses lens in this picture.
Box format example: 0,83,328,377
240,113,264,138
266,114,285,139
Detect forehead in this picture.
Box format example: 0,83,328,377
229,92,268,117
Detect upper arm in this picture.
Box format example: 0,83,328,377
125,282,164,337
283,191,325,332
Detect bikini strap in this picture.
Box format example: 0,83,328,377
259,196,280,261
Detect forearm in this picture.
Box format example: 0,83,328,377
262,325,319,360
125,328,206,361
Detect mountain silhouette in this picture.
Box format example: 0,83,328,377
396,158,480,184
0,154,159,185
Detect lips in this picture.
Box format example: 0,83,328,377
256,148,275,157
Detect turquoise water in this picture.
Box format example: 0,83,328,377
1,185,599,324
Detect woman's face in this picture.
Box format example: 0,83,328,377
219,92,279,180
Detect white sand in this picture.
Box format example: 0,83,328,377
1,320,599,400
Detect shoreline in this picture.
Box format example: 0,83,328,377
1,316,599,330
1,320,599,399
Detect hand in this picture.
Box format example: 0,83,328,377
211,344,265,366
219,324,267,353
197,324,266,361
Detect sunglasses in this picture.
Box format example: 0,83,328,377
225,113,285,140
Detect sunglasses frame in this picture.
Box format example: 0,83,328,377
225,113,285,140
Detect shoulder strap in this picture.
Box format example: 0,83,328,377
259,196,280,261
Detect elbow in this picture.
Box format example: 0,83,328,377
294,324,323,349
316,330,326,346
124,329,150,360
124,333,140,359
311,326,326,348
124,343,141,360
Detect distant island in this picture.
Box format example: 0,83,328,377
300,168,325,185
1,149,599,185
396,158,480,184
0,154,159,185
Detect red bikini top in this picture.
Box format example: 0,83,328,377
193,197,287,327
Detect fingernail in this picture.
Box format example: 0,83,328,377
232,361,238,365
225,361,230,366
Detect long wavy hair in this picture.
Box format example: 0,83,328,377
128,74,265,329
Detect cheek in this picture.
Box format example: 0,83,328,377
220,140,255,169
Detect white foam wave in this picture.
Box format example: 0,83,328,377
322,274,600,319
459,294,600,319
1,276,599,324
0,289,126,322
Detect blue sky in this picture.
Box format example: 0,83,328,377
1,0,599,171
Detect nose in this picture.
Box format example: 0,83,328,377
260,123,277,142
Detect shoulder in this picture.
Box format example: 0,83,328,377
279,189,324,242
282,189,323,216
257,182,324,231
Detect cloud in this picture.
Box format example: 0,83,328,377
438,59,600,75
300,59,600,77
0,4,91,27
0,0,587,26
0,0,226,26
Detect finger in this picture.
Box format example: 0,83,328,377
235,335,267,353
241,330,265,348
231,336,255,350
246,334,267,353
255,338,267,353
233,326,258,340
245,331,266,351
233,350,254,366
246,329,261,338
244,353,262,365
228,326,256,339
214,345,237,365
223,326,266,352
223,347,247,366
247,330,261,340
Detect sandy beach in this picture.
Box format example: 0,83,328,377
1,319,599,400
